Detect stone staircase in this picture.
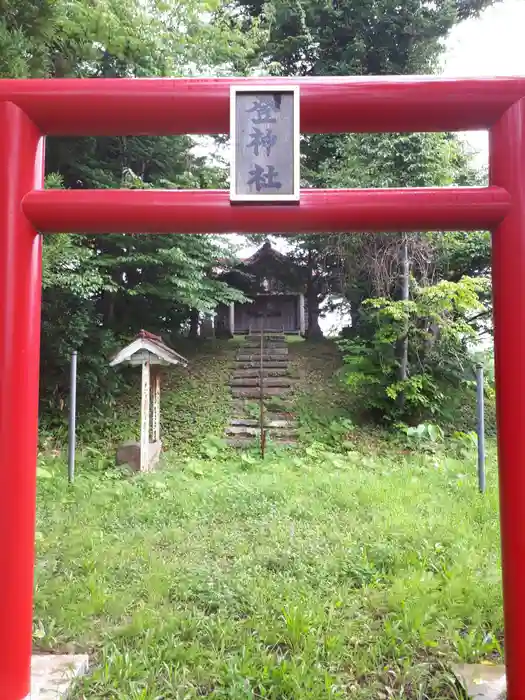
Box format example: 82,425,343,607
226,332,298,448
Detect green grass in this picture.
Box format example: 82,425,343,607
289,338,358,445
35,441,502,699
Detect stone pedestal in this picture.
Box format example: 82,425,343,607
116,439,162,472
31,654,89,699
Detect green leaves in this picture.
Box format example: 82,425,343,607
404,423,445,443
236,0,491,346
338,275,489,423
0,0,260,424
200,434,229,460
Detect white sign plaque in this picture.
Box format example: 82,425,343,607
230,85,300,202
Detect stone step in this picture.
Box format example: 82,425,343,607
231,413,296,426
231,416,296,426
238,346,288,355
244,336,286,341
233,368,289,379
243,341,287,348
231,404,295,418
230,418,297,428
231,387,292,398
236,356,288,363
246,332,286,339
231,397,294,407
235,360,289,369
229,377,292,388
227,437,297,449
236,353,289,362
226,425,298,437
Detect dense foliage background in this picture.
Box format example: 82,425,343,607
1,0,498,434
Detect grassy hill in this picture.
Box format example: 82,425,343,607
53,337,351,457
35,337,502,698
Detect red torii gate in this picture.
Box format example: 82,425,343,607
0,76,523,699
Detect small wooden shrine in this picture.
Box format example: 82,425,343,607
215,241,307,336
110,330,188,472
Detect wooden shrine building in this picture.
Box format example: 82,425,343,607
215,241,306,336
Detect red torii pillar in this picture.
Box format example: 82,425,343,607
0,77,524,699
0,101,44,700
490,97,525,692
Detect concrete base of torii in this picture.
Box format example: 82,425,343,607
30,654,89,699
452,663,506,699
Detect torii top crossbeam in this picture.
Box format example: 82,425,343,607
0,76,522,236
1,76,525,134
1,76,525,700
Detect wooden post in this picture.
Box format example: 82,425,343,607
298,293,306,336
140,360,151,471
152,369,161,443
229,301,235,336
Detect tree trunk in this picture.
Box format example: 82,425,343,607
102,290,115,326
305,249,324,340
188,309,200,339
306,293,324,339
349,297,362,334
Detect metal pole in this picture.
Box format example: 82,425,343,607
68,351,78,484
260,322,265,459
475,364,486,494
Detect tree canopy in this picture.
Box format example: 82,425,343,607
1,0,259,418
234,0,496,422
0,0,498,428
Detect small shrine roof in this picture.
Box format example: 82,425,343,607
110,330,188,368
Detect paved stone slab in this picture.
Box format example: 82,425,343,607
31,654,89,699
452,663,506,699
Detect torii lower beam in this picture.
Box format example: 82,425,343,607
22,187,510,235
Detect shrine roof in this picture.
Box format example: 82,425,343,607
110,330,188,368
